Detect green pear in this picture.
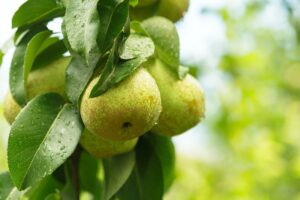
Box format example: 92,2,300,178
3,57,70,124
157,0,189,22
137,0,158,7
80,129,138,158
80,67,162,141
146,59,205,136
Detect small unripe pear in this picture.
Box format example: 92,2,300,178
80,129,138,158
80,67,162,141
157,0,189,22
3,57,70,124
146,59,205,136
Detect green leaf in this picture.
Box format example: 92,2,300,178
12,0,64,28
97,0,130,54
79,151,103,200
110,57,146,85
8,93,83,190
65,56,96,105
90,40,146,97
0,50,3,66
10,30,54,106
60,161,77,200
119,33,155,60
23,176,63,200
103,151,135,200
32,39,68,70
44,192,61,200
90,45,118,97
142,17,180,77
0,172,21,200
131,21,149,35
24,31,52,86
117,137,164,200
147,134,176,191
9,44,27,106
64,0,101,67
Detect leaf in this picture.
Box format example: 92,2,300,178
65,56,96,105
12,0,64,28
97,0,130,54
141,17,180,77
90,41,146,97
147,134,176,191
0,50,3,66
32,39,68,70
117,137,164,200
119,33,155,60
60,161,77,200
10,30,54,106
0,172,21,200
24,31,52,87
64,0,101,67
103,151,135,200
8,93,83,190
23,176,63,200
110,57,146,85
90,45,118,98
9,44,28,106
130,21,148,36
79,151,103,200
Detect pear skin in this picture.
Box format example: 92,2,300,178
80,129,138,158
3,92,22,124
80,67,162,141
157,0,189,22
3,57,70,124
146,59,205,136
137,0,158,7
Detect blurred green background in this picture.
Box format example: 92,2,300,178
1,0,300,199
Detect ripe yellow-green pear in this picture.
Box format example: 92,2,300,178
157,0,189,22
3,93,22,124
3,57,70,124
130,4,157,21
80,129,138,158
80,67,162,141
146,59,205,136
137,0,158,7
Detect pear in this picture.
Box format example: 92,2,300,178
130,0,189,22
3,92,22,124
157,0,189,22
3,57,70,124
130,3,158,21
137,0,158,7
80,129,138,158
146,59,205,136
80,67,162,141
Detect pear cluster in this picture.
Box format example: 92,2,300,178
80,59,205,158
3,55,205,159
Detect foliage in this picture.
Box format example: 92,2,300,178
1,0,182,199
